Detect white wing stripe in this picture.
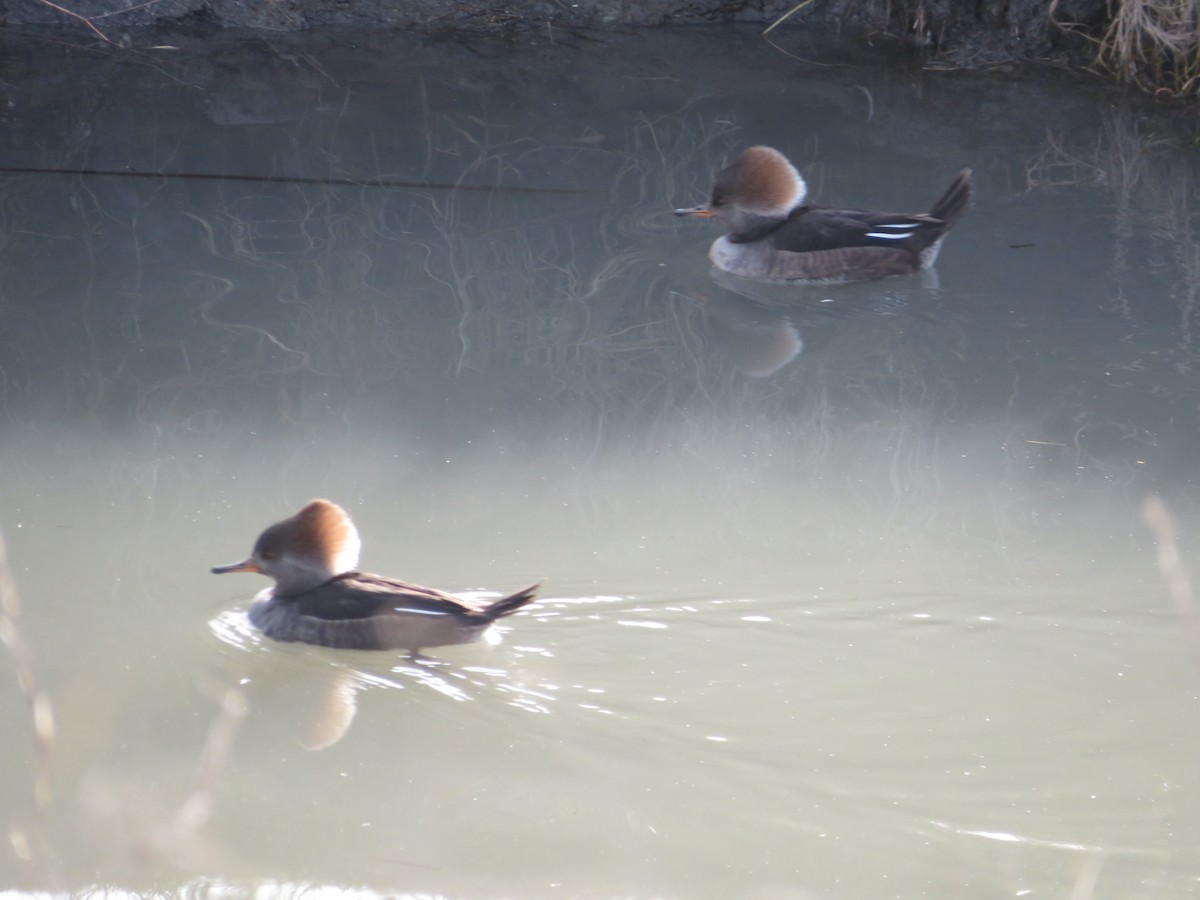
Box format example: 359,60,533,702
392,607,451,616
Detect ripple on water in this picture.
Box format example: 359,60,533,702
203,594,638,744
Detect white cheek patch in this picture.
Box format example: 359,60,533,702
333,528,363,573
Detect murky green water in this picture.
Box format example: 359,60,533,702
2,24,1199,899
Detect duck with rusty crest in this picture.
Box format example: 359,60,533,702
674,145,972,284
211,499,539,652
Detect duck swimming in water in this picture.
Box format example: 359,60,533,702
211,499,539,652
674,145,972,284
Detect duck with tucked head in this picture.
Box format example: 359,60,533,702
211,499,539,652
675,145,972,284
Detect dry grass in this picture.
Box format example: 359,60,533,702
1084,0,1200,96
773,0,1200,97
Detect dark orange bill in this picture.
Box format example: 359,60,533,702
673,206,714,218
211,559,260,575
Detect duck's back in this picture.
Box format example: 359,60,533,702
248,572,495,651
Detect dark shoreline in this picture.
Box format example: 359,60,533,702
3,0,1198,102
0,0,1108,67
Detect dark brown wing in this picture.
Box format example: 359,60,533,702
772,206,943,254
253,574,539,650
290,572,482,621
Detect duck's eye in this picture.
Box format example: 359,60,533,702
260,549,278,561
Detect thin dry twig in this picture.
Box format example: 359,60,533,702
763,0,816,36
150,686,248,855
0,531,57,874
32,0,115,43
1142,494,1200,672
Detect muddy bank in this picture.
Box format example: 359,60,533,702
2,0,1108,67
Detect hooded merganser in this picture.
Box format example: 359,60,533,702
674,146,973,284
211,499,539,652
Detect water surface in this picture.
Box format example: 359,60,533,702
1,24,1199,899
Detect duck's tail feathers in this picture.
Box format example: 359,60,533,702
484,582,541,620
927,169,973,230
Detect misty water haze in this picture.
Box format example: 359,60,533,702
1,24,1199,898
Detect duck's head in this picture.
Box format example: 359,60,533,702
211,499,362,595
675,146,807,237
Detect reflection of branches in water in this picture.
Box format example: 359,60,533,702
1018,105,1200,497
343,110,744,411
1003,403,1157,492
9,78,1153,532
1028,104,1199,335
128,268,318,430
1096,106,1198,347
0,104,740,437
1024,128,1108,190
1,87,1177,525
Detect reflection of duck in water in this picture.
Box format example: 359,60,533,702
682,289,802,378
674,146,972,284
212,499,539,652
